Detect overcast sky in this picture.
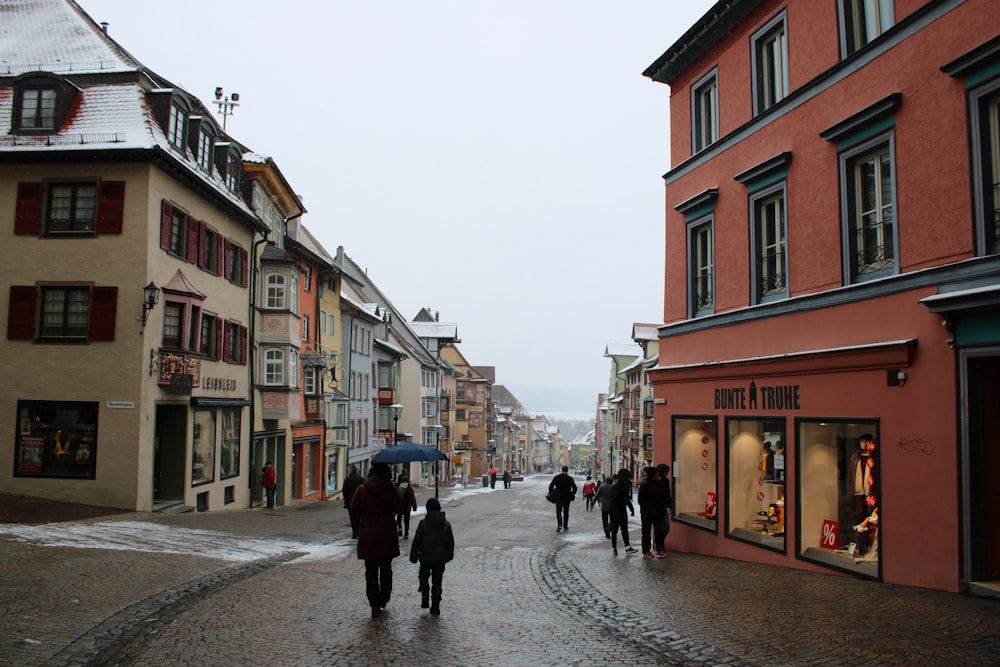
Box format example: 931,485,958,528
78,0,716,416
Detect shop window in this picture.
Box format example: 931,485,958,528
689,217,714,317
327,450,340,494
752,11,788,115
14,400,97,479
797,420,879,579
839,0,894,58
192,409,216,485
726,418,786,552
672,417,718,531
691,69,719,153
220,408,240,480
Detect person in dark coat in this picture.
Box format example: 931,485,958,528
351,462,406,618
503,470,511,489
609,468,637,555
638,466,672,558
342,465,363,539
409,497,454,616
596,474,615,538
396,474,417,539
548,465,578,532
654,463,673,557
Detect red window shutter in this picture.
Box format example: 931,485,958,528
160,200,172,250
7,286,36,340
186,217,200,263
240,248,248,287
215,320,224,361
14,183,43,235
240,325,248,365
95,181,125,234
216,234,224,275
223,321,232,362
223,239,232,280
89,286,118,341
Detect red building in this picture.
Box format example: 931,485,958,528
644,0,1000,593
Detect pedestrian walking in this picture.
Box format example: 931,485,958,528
396,474,417,539
262,461,277,509
343,465,363,539
638,466,671,558
503,470,511,489
490,471,497,489
596,474,615,538
549,465,578,532
582,475,597,510
409,497,454,616
608,468,637,555
351,462,406,618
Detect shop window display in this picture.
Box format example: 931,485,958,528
191,409,216,485
672,417,718,530
727,418,786,551
14,400,97,479
797,420,879,579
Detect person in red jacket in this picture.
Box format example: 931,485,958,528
351,462,406,618
262,462,277,509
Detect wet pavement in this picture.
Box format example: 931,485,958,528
1,478,998,666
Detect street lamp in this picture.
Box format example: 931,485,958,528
390,403,403,445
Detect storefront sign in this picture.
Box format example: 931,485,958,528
714,380,801,411
106,401,135,409
200,377,238,392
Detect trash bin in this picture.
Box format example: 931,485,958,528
482,474,489,487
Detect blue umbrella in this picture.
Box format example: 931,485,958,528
371,441,448,463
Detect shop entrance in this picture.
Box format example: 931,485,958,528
964,352,1000,586
154,404,187,507
252,432,284,508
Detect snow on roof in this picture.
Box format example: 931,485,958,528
409,321,459,341
1,0,140,76
632,322,661,341
605,342,641,358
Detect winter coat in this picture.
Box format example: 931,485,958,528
342,472,362,509
409,511,454,566
548,472,577,503
583,481,596,496
637,478,671,520
352,475,405,561
262,465,276,489
397,484,417,513
596,480,614,511
608,480,634,518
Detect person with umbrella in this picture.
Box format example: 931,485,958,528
351,462,407,618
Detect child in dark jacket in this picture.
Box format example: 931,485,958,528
409,497,454,615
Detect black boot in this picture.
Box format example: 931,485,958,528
420,588,429,609
430,598,440,616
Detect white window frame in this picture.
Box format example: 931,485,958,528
20,87,57,129
688,216,715,317
167,102,187,150
691,68,719,153
752,12,788,115
840,135,897,283
750,184,788,303
265,273,286,310
264,348,285,386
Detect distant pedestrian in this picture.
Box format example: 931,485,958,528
490,471,497,489
549,465,578,532
262,462,277,509
352,462,406,618
638,466,671,558
608,468,637,555
343,465,363,539
409,497,454,616
503,470,511,489
396,474,417,539
596,474,615,538
582,476,597,510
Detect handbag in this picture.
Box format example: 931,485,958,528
546,490,557,504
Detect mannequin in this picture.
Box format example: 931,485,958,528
848,434,878,557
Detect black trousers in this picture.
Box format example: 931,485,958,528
555,501,570,528
418,562,446,604
364,559,393,609
396,511,411,536
610,513,631,548
601,510,611,537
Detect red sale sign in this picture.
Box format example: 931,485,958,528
704,492,717,518
820,519,840,549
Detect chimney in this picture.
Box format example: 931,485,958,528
100,22,109,34
435,311,440,322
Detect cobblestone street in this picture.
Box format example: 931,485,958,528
1,477,998,666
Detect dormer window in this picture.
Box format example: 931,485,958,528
20,88,57,129
167,101,188,150
226,149,241,192
197,126,215,172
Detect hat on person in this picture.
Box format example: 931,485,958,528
426,498,441,512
